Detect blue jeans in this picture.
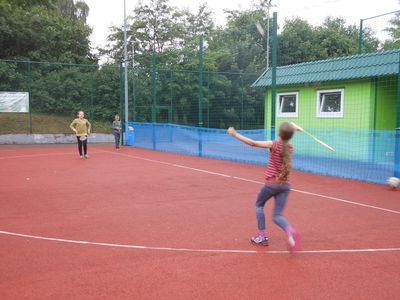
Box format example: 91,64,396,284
255,183,291,232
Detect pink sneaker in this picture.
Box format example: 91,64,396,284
287,230,301,253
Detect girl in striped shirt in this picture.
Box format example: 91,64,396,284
228,122,300,252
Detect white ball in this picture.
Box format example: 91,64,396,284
386,177,400,188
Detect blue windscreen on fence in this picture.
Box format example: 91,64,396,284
128,122,399,184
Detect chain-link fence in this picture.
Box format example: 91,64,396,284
0,59,264,134
131,68,264,129
0,60,121,134
359,10,400,54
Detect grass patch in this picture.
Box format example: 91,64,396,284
0,112,112,134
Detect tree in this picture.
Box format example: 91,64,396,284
74,1,90,23
315,17,358,58
278,17,379,65
101,0,215,67
278,18,317,65
133,0,178,52
0,0,94,63
57,0,89,22
6,0,57,9
383,10,400,50
320,17,379,56
207,8,266,73
57,0,75,18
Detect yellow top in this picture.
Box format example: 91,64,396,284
70,118,91,136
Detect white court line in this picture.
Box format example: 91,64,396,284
101,150,400,215
173,164,231,177
1,230,399,254
291,189,400,215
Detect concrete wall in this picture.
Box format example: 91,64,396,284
0,133,114,144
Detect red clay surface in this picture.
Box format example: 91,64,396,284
0,145,399,300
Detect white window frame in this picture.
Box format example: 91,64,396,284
316,89,344,118
276,92,298,118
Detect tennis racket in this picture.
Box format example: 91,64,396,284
291,122,335,152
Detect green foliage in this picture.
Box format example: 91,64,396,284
279,17,379,65
208,9,266,73
0,0,93,63
383,10,400,50
93,64,121,120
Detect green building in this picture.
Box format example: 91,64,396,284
253,49,400,178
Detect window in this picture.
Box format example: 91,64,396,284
277,92,298,117
316,89,344,118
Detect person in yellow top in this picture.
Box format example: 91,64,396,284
70,111,92,159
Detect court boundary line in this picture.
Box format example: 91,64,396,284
1,230,399,254
100,150,400,215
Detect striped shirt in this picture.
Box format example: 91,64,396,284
265,140,294,183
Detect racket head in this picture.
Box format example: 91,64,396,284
79,136,87,141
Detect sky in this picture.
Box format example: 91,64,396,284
84,0,399,49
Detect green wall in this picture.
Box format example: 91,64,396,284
263,78,397,160
265,78,373,130
375,76,397,130
264,77,397,131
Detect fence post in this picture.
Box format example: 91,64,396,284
358,19,364,54
271,12,278,140
207,72,210,128
151,51,157,150
132,58,136,122
119,63,125,144
395,54,400,177
27,60,32,134
90,65,94,123
170,70,173,124
198,36,204,157
240,74,244,129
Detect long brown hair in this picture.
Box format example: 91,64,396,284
277,122,295,182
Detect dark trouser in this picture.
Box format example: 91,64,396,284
255,183,291,232
77,136,87,156
114,131,121,148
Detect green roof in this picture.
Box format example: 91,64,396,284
252,49,400,87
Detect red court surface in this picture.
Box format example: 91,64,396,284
0,145,399,300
